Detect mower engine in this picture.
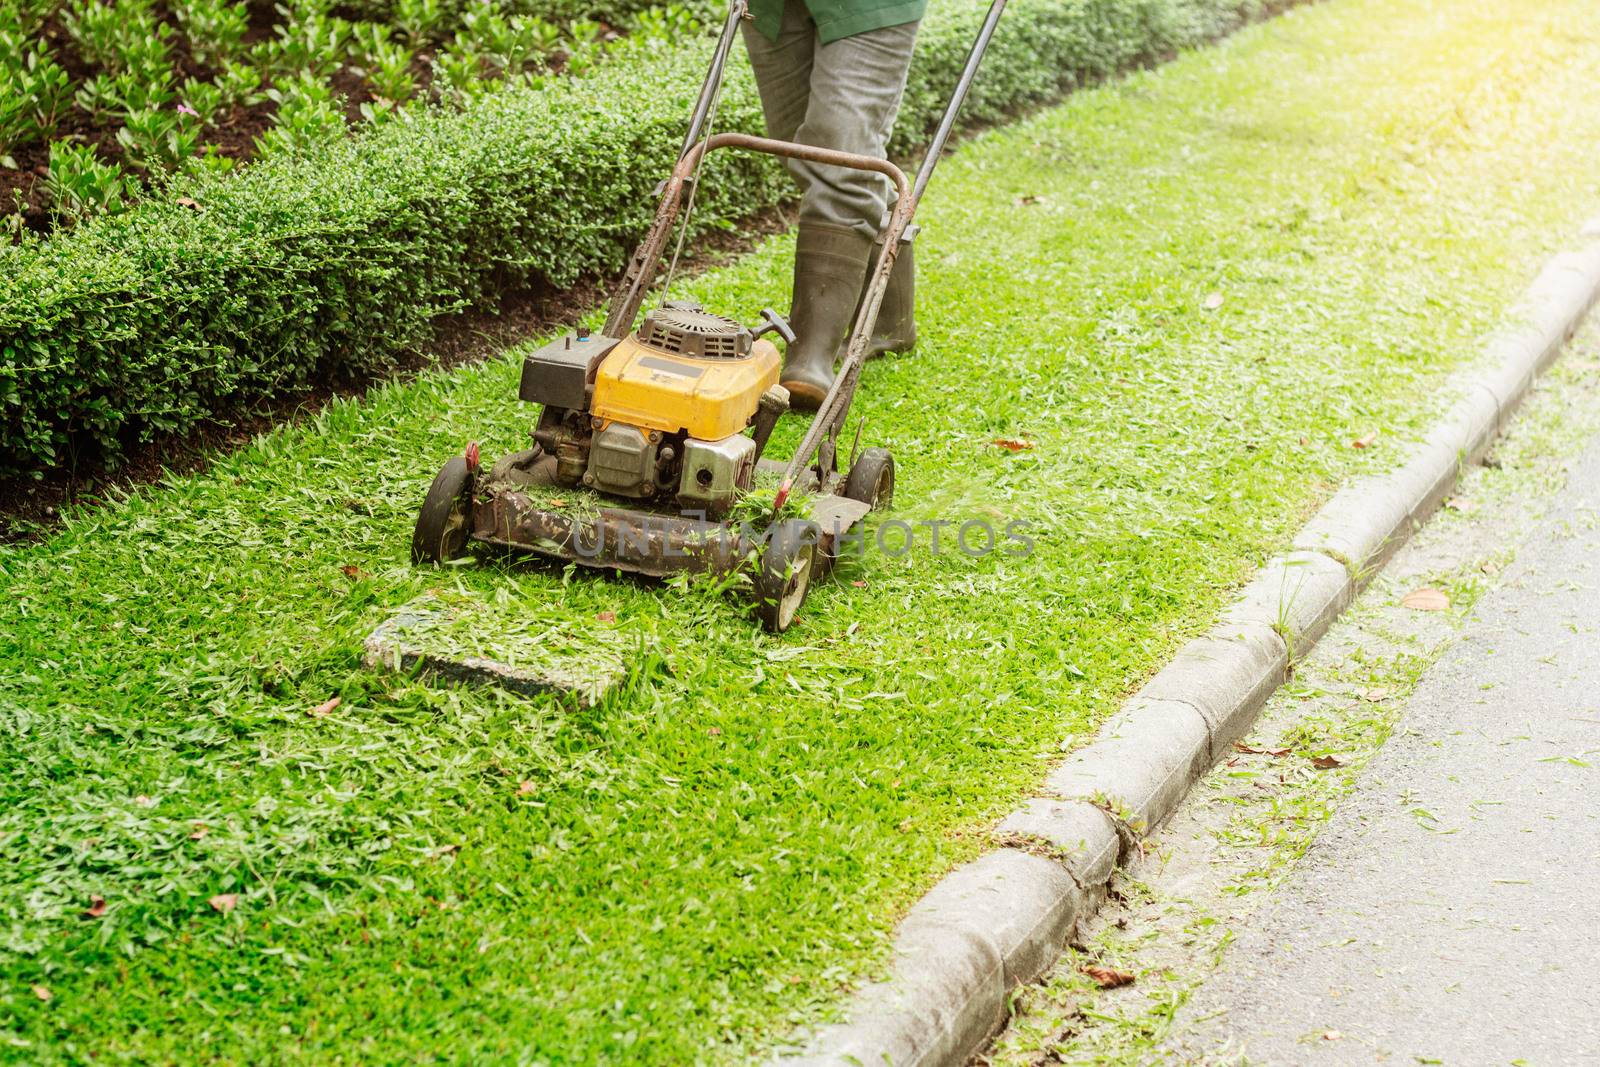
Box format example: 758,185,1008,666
519,302,792,518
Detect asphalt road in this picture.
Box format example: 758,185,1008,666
1174,427,1600,1062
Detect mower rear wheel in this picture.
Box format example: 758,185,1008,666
412,457,475,564
752,518,821,633
843,447,895,510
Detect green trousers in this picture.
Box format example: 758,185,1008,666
741,0,920,240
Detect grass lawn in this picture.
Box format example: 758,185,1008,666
5,0,1600,1060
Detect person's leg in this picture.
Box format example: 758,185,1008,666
793,19,919,237
780,219,875,406
777,18,920,406
741,0,814,147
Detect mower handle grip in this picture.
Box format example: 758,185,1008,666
752,307,796,345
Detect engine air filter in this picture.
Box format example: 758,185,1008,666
638,304,753,359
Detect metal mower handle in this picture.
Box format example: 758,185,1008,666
602,133,911,339
600,0,1011,510
680,0,747,159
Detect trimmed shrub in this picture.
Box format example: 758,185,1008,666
0,0,1266,474
338,0,699,30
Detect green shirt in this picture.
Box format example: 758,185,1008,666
748,0,926,44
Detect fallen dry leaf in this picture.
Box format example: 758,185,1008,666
516,780,536,796
547,498,567,507
208,893,238,914
1481,560,1501,576
189,823,210,840
1233,741,1291,757
435,844,461,856
1401,588,1450,612
991,438,1035,452
82,897,107,919
176,196,200,209
340,564,366,580
32,984,51,1002
595,611,616,623
1202,291,1224,311
1322,1030,1343,1042
1350,431,1378,449
308,696,341,718
1359,687,1390,703
1444,497,1477,514
1016,193,1045,206
1311,754,1344,770
851,580,869,588
134,795,155,808
1082,964,1136,989
707,726,722,737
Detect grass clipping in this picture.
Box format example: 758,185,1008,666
394,586,634,694
728,483,813,532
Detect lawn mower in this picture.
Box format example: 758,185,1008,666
410,0,1008,632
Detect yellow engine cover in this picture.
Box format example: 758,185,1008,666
590,336,781,441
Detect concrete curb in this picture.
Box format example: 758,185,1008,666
776,222,1600,1065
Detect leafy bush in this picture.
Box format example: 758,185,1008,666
341,0,687,33
42,140,127,222
66,0,180,122
0,0,1269,473
60,0,173,74
256,73,349,156
1,0,681,239
0,34,71,168
173,0,252,68
115,106,204,172
350,28,418,106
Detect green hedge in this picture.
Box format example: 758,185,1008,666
0,0,1266,475
336,0,705,31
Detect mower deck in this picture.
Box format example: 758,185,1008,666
470,458,869,579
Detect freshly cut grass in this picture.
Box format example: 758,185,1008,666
5,0,1600,1060
371,587,638,683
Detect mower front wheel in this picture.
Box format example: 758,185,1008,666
752,518,821,634
412,457,475,564
843,447,895,510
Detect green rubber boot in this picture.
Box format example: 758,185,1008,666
859,238,917,359
781,223,875,410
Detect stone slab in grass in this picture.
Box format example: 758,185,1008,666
364,591,634,706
